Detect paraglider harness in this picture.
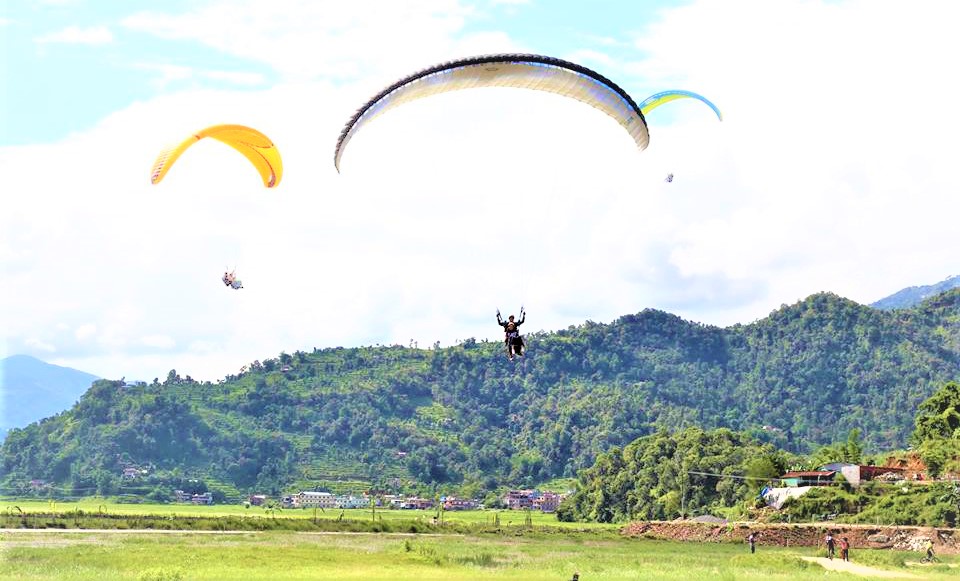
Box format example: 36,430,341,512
497,308,525,360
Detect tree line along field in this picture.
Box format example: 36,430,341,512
2,529,957,581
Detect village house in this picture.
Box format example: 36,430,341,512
504,490,567,511
121,467,142,480
819,463,906,487
337,495,370,509
533,492,563,513
400,497,434,510
779,470,837,487
294,491,338,509
383,494,405,508
174,490,213,505
191,492,213,505
504,490,536,510
248,494,268,506
442,497,478,511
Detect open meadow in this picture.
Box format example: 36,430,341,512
2,499,607,529
2,529,957,581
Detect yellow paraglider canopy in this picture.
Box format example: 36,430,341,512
150,124,283,188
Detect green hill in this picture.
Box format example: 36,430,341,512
2,290,958,498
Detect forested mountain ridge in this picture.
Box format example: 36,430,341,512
2,290,958,499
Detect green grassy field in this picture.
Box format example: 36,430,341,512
4,530,956,581
2,499,608,529
3,500,957,580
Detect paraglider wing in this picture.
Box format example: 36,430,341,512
151,124,283,187
334,53,649,171
638,90,723,121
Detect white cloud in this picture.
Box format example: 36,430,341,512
4,0,959,382
74,324,97,341
203,70,266,85
121,0,519,84
133,63,266,90
141,335,176,350
35,25,113,45
565,48,615,68
24,338,56,353
617,0,960,314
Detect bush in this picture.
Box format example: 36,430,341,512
138,568,184,581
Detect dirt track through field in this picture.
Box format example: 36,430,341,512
0,529,255,534
801,557,920,579
0,529,452,536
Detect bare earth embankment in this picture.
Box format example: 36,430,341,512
623,521,958,554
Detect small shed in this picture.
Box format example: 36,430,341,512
780,470,836,487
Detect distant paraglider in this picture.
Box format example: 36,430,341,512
334,53,722,171
638,90,723,121
150,124,283,188
665,173,674,183
222,270,243,290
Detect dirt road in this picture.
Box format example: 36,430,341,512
801,556,920,579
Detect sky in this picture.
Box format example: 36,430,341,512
2,0,959,383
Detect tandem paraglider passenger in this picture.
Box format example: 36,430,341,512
496,308,526,361
222,270,243,290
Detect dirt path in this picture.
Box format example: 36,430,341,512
0,529,453,537
801,557,920,579
0,529,256,534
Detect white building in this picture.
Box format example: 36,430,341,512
295,491,337,509
337,495,371,509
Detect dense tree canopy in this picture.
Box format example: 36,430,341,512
912,381,960,477
558,427,791,522
2,290,958,499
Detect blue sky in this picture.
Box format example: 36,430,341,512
2,0,959,382
3,0,688,144
4,0,272,143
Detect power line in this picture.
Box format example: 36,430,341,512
686,470,772,481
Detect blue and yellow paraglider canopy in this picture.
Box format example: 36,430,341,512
638,90,723,121
334,53,722,171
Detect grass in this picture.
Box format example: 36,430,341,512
3,500,957,580
2,500,609,529
5,530,956,581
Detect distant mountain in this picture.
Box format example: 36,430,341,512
0,355,99,439
2,290,958,499
871,274,960,310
